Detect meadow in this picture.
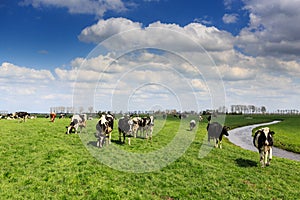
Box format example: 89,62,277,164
0,114,299,199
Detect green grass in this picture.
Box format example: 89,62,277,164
0,115,299,199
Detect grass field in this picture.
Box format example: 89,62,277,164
0,115,299,199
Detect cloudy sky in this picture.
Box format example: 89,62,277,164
1,0,300,113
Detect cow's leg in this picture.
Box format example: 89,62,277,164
66,126,71,134
128,137,131,145
108,132,111,145
104,134,109,146
215,139,218,148
145,128,148,139
98,135,104,148
266,147,272,166
148,127,153,141
269,147,273,160
264,150,269,166
219,140,223,149
259,150,265,167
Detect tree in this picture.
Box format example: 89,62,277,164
261,106,266,114
88,106,94,114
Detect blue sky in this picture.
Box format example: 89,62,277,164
1,0,300,113
1,0,247,70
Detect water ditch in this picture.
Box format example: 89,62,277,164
227,121,300,162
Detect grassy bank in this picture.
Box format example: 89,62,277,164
0,116,299,199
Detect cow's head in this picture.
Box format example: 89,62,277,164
257,127,275,146
222,126,230,136
149,116,154,126
66,119,78,134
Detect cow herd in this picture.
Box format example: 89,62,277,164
0,111,32,122
1,111,276,167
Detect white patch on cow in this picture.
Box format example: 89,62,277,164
262,127,270,145
99,114,107,124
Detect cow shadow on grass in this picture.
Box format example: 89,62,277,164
111,139,125,145
87,141,98,147
86,139,124,147
235,158,257,167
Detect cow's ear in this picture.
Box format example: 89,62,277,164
270,131,275,135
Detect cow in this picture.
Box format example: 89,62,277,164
96,113,114,148
137,116,154,140
14,111,30,122
207,122,229,149
199,115,203,122
118,116,134,145
190,120,196,131
66,114,87,134
131,116,141,138
50,112,56,122
253,127,275,167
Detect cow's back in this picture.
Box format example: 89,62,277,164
207,122,222,138
118,117,130,133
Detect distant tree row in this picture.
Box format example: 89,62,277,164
230,105,267,114
276,109,299,115
49,105,299,115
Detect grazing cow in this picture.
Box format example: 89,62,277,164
66,114,87,134
253,127,275,167
118,116,134,145
50,112,56,122
190,120,196,131
207,122,229,148
14,111,30,122
59,114,65,119
96,113,114,147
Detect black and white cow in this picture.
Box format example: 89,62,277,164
14,111,30,122
131,116,141,138
118,116,134,145
207,122,229,148
137,116,154,140
66,114,87,134
96,113,114,148
190,120,196,131
199,115,203,122
253,127,275,167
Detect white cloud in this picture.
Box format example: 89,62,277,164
0,62,55,82
79,18,142,43
238,0,300,59
20,0,127,17
0,62,74,113
219,65,257,81
222,13,238,24
76,17,300,112
79,18,235,52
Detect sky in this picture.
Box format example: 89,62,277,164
1,0,300,113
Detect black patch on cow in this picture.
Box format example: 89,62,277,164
70,119,78,126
